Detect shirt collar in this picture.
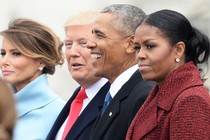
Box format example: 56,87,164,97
85,77,108,100
110,64,138,98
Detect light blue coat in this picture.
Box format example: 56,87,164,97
13,74,65,140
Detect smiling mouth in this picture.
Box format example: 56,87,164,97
91,54,102,59
72,63,82,67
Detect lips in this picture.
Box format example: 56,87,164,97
72,63,82,67
2,70,14,76
138,64,151,71
138,64,149,67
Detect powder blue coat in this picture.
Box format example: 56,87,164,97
13,74,65,140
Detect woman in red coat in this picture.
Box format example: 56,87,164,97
126,9,210,140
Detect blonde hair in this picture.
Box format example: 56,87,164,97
64,11,99,29
0,18,64,75
0,79,16,140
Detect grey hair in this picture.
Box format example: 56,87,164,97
100,4,146,36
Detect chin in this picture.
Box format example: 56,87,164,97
3,80,15,85
141,75,154,81
94,69,106,78
94,71,101,78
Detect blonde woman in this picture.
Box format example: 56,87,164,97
0,18,65,140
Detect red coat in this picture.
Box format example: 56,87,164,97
126,62,210,140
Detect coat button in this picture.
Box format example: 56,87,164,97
109,112,112,116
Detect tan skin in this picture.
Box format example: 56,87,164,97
65,24,100,89
134,24,185,86
0,38,44,91
0,79,16,140
87,13,136,83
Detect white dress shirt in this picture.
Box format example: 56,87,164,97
55,78,108,139
109,64,138,97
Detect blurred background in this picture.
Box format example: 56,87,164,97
0,0,210,100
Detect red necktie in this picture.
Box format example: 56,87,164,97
62,88,87,140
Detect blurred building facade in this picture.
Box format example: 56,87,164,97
0,0,209,100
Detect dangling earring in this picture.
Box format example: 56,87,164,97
39,67,44,71
175,58,180,63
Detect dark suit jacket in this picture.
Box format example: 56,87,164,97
89,70,154,140
126,62,210,140
46,82,110,140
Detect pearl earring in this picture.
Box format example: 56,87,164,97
175,58,180,63
39,67,44,71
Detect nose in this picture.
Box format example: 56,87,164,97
136,48,146,60
86,40,96,50
67,42,80,57
0,54,10,67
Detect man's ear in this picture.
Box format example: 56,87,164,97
125,35,135,53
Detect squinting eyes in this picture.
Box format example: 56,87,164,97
134,45,140,52
146,45,155,49
96,34,104,38
13,52,21,56
65,42,88,48
0,51,22,57
0,51,5,55
65,44,72,48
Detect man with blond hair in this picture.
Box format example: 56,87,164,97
46,11,110,140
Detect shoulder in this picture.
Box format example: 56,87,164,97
175,86,210,106
43,97,65,113
172,85,210,117
130,80,155,98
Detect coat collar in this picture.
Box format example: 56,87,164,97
15,74,58,117
157,61,203,111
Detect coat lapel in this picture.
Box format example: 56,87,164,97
94,97,120,137
128,86,159,139
65,82,110,140
91,70,142,139
46,87,80,139
135,98,158,139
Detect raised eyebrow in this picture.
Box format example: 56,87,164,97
0,48,19,52
64,39,72,44
92,29,106,36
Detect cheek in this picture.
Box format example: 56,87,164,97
13,60,27,70
65,50,71,60
149,50,170,69
21,63,38,73
151,52,174,77
20,58,40,72
0,60,2,67
82,51,92,65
